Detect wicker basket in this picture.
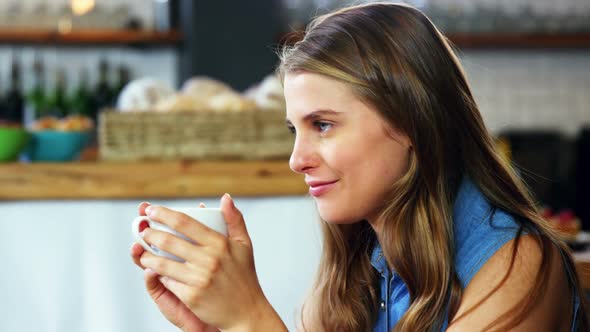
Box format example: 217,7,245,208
98,110,293,161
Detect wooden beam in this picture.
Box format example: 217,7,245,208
0,29,182,46
448,32,590,49
0,161,307,200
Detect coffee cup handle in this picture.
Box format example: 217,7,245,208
132,216,155,255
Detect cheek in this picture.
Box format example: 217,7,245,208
352,145,410,205
315,136,410,223
323,134,409,191
313,147,368,223
318,138,356,172
379,147,411,185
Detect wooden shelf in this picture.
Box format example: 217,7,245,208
447,32,590,49
0,29,182,46
0,160,307,200
281,31,590,49
1,29,587,49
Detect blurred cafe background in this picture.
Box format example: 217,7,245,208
0,0,588,331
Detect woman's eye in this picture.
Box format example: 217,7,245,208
287,125,296,134
313,121,332,133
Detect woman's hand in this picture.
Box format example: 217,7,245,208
131,202,219,332
137,194,286,331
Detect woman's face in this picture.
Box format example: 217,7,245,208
284,72,412,225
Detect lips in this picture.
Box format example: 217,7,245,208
306,180,338,197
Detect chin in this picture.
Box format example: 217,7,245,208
315,196,373,224
316,205,360,224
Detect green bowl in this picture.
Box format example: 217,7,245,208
0,127,31,162
23,130,90,162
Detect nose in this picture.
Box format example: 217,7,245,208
289,134,318,174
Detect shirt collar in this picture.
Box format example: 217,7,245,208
370,242,389,278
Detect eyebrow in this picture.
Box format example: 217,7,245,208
285,109,342,126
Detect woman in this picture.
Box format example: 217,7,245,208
131,3,587,331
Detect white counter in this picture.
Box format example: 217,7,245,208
0,196,321,332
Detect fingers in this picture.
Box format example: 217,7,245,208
140,228,228,288
131,242,146,269
138,201,151,216
198,202,206,208
144,267,168,299
220,194,251,245
141,227,209,264
133,202,151,270
146,205,224,247
140,250,204,286
158,275,200,306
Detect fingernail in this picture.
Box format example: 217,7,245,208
145,206,152,216
159,276,169,285
224,193,234,206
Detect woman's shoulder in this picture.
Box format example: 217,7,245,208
448,233,573,331
449,179,575,331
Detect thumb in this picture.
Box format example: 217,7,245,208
220,193,251,245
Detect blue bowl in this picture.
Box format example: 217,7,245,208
24,131,90,162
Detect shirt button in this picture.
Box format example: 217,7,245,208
380,300,386,312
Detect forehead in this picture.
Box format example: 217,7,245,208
284,72,360,119
284,72,351,99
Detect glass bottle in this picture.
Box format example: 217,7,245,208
26,54,48,120
47,68,69,118
4,54,25,125
112,64,130,105
70,68,92,117
91,58,114,123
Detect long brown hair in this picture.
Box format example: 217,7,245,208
279,2,588,331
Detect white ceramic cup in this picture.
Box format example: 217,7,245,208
132,207,227,262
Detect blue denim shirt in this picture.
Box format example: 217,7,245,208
371,178,580,331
